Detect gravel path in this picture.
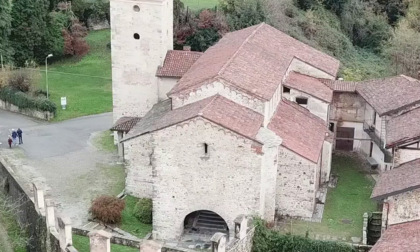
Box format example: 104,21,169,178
0,110,124,227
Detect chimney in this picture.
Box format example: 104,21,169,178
183,46,191,51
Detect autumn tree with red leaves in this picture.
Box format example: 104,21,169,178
62,18,89,57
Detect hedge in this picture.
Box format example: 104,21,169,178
0,87,57,114
253,219,356,252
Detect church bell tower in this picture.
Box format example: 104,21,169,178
110,0,173,122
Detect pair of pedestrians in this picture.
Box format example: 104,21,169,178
8,128,23,148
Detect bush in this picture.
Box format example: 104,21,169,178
0,86,57,113
252,219,356,252
8,69,32,92
134,198,152,224
89,196,125,224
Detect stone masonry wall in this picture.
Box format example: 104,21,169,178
387,188,420,226
111,0,173,122
0,99,54,120
152,118,263,240
125,133,154,198
329,93,365,122
394,148,420,166
171,81,265,114
283,89,329,121
0,160,55,252
158,77,178,101
276,146,318,218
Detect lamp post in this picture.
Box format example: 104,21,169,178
45,54,53,99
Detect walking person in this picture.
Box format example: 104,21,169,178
8,136,12,148
17,128,23,144
11,129,17,146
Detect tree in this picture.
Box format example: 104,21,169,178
63,19,89,57
10,0,50,66
0,0,12,63
384,20,420,77
221,0,266,30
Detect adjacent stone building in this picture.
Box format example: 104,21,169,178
110,0,420,244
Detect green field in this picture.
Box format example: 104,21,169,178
121,196,153,238
277,155,379,240
182,0,218,10
73,235,138,252
40,29,112,121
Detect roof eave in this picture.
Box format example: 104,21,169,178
371,184,420,201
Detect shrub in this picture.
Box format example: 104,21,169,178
0,86,57,113
89,196,125,224
8,69,32,92
134,198,152,224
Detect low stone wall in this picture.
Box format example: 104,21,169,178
0,99,54,120
0,158,56,251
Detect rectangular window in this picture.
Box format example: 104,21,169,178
204,143,208,154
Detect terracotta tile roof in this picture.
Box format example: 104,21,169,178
386,107,420,147
356,75,420,116
268,99,328,163
123,95,264,142
370,220,420,252
371,158,420,200
110,116,142,132
284,72,333,102
320,79,358,92
169,23,340,100
156,50,203,78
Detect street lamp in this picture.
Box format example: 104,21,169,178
45,54,53,99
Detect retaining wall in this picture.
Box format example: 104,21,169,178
0,99,54,120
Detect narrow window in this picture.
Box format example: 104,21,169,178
133,5,140,12
296,97,308,105
133,33,140,40
283,86,290,93
204,143,208,155
329,122,334,132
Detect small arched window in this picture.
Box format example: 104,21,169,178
133,5,140,12
296,97,308,105
133,33,140,40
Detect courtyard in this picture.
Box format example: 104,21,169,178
276,154,379,241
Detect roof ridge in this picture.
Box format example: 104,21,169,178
217,23,265,77
199,95,219,116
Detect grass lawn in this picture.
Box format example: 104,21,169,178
73,235,138,252
93,130,117,153
39,29,112,121
120,196,153,238
182,0,218,10
277,154,379,240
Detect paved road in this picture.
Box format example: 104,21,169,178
0,110,123,226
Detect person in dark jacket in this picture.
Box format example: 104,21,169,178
8,137,12,148
17,128,23,144
11,129,17,146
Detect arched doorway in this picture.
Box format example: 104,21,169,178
184,210,229,236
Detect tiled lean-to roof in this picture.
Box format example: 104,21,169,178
386,107,420,147
156,50,203,78
268,99,328,163
123,95,264,143
356,75,420,116
370,220,420,252
284,71,333,102
371,158,420,200
169,23,339,100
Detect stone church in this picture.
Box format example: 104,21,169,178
110,0,420,243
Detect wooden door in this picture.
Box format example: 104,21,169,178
336,127,355,151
